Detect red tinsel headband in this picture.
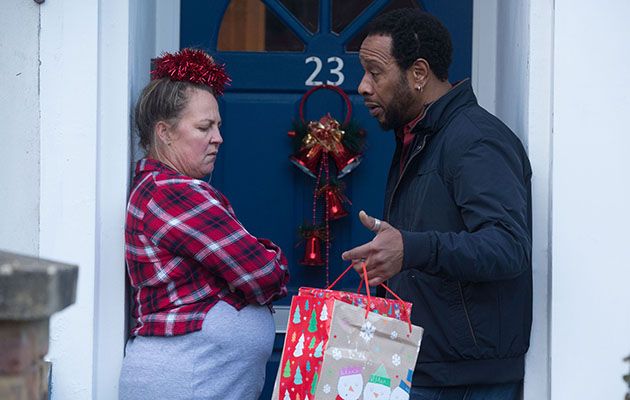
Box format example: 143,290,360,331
151,48,231,96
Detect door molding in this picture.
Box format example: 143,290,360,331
156,0,180,56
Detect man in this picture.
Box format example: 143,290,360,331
342,9,532,400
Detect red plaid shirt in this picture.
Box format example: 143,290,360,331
125,158,289,336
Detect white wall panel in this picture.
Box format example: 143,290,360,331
0,1,40,255
93,0,131,398
552,1,630,399
40,0,99,398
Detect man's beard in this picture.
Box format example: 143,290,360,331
379,75,415,131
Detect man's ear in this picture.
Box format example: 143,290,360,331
411,58,430,88
155,120,172,146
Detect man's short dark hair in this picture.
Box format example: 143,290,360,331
365,9,452,81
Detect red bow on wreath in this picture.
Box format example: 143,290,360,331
288,85,366,285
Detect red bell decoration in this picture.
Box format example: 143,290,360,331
289,146,321,178
300,234,325,266
321,184,349,220
331,145,362,179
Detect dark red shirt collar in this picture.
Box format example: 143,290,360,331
397,109,427,174
401,110,426,137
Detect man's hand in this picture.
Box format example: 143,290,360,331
341,210,403,286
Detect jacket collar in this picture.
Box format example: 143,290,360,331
412,78,477,136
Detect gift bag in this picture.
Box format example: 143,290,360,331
313,300,422,400
272,262,422,400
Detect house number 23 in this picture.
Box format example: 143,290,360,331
305,56,345,86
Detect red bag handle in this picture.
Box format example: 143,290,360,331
299,84,353,125
326,261,413,332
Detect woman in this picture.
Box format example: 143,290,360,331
119,49,289,400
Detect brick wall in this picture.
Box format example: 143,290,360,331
0,252,77,400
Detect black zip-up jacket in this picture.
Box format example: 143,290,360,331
381,79,532,387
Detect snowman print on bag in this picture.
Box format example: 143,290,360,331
363,364,391,400
335,365,363,400
389,369,413,400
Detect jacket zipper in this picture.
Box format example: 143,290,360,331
458,282,479,347
381,134,429,296
385,134,430,221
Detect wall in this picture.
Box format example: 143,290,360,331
551,1,630,398
40,0,99,398
495,0,530,146
129,0,156,162
93,0,130,398
156,0,181,58
471,0,497,114
0,1,40,255
523,0,554,399
496,0,630,398
39,0,131,399
129,0,180,163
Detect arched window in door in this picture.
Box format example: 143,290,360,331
216,0,430,53
337,0,422,51
218,0,307,51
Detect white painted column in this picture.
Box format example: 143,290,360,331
156,0,181,56
524,1,554,399
40,0,99,399
0,1,41,255
551,1,630,399
495,0,530,146
472,0,498,114
130,1,157,163
93,0,131,399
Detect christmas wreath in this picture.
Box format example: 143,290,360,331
288,85,367,284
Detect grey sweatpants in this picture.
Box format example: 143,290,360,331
119,301,275,400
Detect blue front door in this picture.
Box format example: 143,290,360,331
181,1,471,398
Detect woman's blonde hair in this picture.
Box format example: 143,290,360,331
134,78,214,152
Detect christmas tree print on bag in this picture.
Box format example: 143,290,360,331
271,292,329,399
